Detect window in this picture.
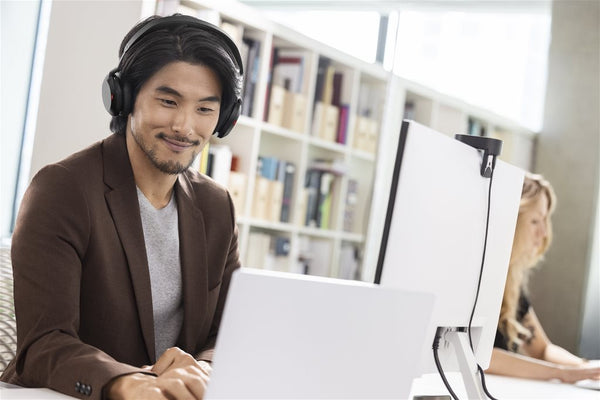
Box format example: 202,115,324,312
265,10,381,64
0,0,44,240
392,10,551,131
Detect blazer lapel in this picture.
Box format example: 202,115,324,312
102,134,156,363
175,174,209,352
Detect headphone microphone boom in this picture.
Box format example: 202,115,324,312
101,15,244,138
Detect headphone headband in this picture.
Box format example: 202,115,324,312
120,15,243,74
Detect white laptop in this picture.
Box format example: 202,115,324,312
205,268,435,399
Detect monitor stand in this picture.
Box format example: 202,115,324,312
445,330,486,400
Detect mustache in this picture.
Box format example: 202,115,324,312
156,132,201,146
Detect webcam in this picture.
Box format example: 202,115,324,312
455,134,503,178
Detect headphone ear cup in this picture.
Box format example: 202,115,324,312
121,81,132,116
102,69,123,116
215,98,242,138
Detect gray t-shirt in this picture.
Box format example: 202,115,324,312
137,187,183,360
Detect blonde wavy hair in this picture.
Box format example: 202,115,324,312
498,173,556,352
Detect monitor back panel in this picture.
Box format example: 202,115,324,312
377,120,524,371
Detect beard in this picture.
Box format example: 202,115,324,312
131,129,200,175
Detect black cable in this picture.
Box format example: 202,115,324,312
433,331,460,400
478,364,499,400
466,168,500,400
467,169,494,350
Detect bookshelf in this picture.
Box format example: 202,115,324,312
156,0,537,283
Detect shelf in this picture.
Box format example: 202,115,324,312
259,122,305,141
307,136,347,154
168,0,537,282
299,226,338,239
350,149,376,162
340,232,364,243
240,217,296,233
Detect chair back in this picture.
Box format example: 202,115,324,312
0,246,16,374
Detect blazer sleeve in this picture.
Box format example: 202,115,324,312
9,164,150,399
195,190,241,363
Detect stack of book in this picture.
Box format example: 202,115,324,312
311,57,350,144
240,37,261,117
338,244,360,280
193,144,247,216
245,231,291,271
252,156,296,223
264,47,308,133
301,159,346,229
297,236,332,277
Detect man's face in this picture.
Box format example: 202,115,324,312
127,61,222,175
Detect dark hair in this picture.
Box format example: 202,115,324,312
110,15,243,135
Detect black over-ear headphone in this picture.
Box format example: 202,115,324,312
102,15,244,138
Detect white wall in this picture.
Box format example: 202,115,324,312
27,0,145,181
533,0,600,354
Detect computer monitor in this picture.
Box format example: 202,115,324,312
206,268,435,399
374,120,524,399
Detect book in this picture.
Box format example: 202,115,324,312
321,103,339,142
206,152,214,177
278,161,296,223
306,239,331,277
282,91,307,132
337,104,350,144
321,65,336,105
304,169,323,227
272,48,306,94
267,180,284,222
343,179,358,232
403,101,415,120
313,57,331,106
252,176,270,220
338,244,359,280
295,187,309,227
241,38,261,117
267,85,286,126
245,231,271,269
263,46,279,122
331,71,344,107
316,172,335,229
259,156,279,180
196,142,211,175
271,236,291,272
228,171,247,216
311,102,338,141
208,144,232,187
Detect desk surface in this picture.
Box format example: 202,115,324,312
2,374,599,399
410,373,600,400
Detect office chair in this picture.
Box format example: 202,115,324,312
0,246,16,374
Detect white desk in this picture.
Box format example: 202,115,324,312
2,375,598,399
410,373,600,400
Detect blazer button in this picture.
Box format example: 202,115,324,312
75,381,81,392
86,385,92,396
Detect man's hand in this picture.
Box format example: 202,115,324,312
151,347,212,376
106,348,211,400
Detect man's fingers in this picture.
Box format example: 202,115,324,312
160,366,209,400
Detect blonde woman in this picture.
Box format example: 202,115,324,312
487,173,600,384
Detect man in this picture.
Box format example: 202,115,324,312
1,14,243,400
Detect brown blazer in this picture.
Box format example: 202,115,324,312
1,133,241,399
